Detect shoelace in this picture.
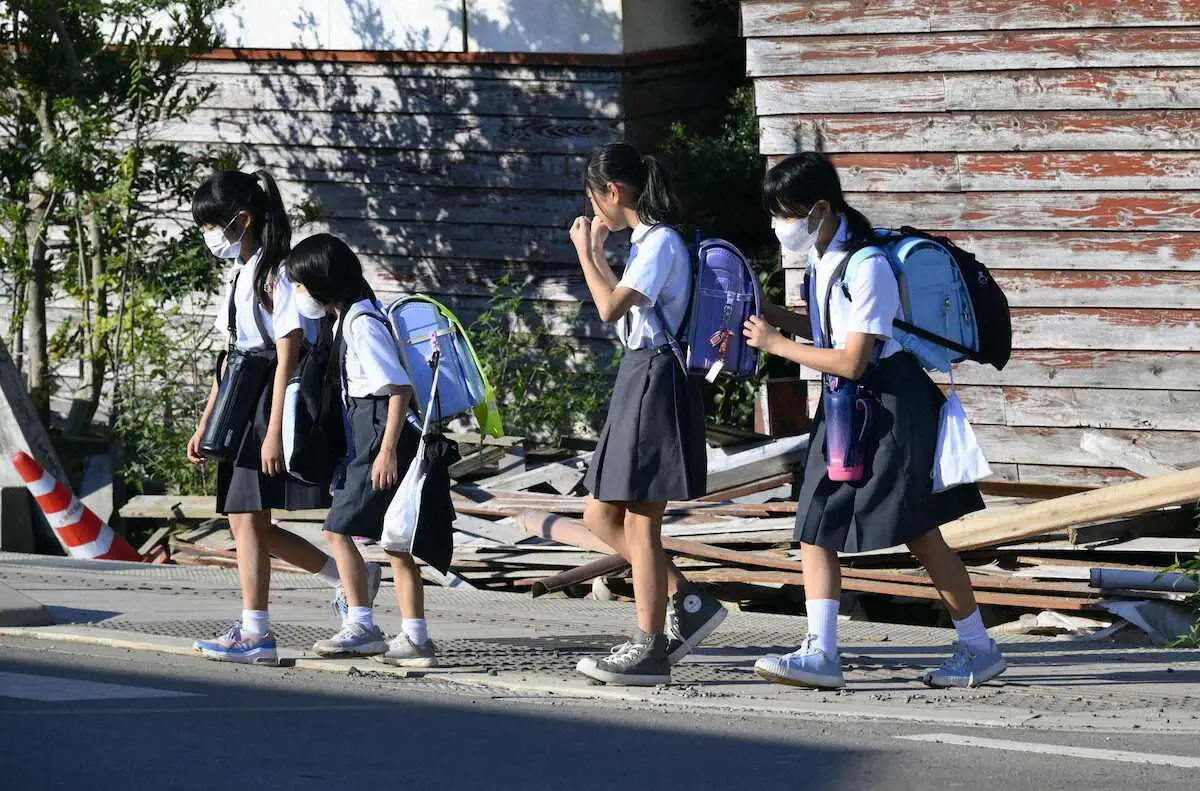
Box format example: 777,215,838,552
220,622,242,642
331,624,364,642
604,640,644,667
942,642,975,672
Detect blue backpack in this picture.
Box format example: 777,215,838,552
649,227,763,382
819,227,1012,373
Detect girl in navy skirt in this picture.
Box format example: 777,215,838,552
287,234,453,667
571,143,726,686
744,153,1007,689
188,171,376,666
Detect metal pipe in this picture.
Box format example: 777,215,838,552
530,554,630,598
1089,568,1199,594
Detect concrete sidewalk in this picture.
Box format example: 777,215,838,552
1,551,1198,733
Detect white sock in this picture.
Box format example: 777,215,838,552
241,609,269,637
316,557,342,588
402,618,428,646
347,606,374,630
805,598,839,657
953,609,992,651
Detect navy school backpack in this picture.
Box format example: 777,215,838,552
282,315,346,486
816,227,1012,372
647,226,763,382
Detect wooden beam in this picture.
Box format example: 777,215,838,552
940,465,1200,551
1079,431,1189,478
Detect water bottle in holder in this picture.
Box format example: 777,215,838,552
823,375,873,482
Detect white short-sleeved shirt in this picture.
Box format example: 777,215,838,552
336,300,412,399
214,249,320,350
616,223,692,350
807,215,903,358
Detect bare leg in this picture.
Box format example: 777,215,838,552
387,551,424,620
266,524,330,574
324,531,368,608
800,541,841,601
228,510,272,611
908,529,978,620
623,501,669,633
583,496,688,596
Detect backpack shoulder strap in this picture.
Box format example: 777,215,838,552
338,304,392,400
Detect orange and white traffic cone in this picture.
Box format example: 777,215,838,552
11,451,143,562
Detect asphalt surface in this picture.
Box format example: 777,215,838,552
0,637,1196,791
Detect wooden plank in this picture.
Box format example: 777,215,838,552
739,0,1199,37
1011,464,1142,487
705,434,810,492
800,153,1200,193
747,29,1200,77
941,464,1200,550
189,57,629,84
1068,508,1197,544
478,453,592,495
928,351,1200,391
757,69,1200,116
157,109,624,155
759,111,1200,154
851,192,1200,233
952,232,1200,272
787,269,1200,310
1079,431,1190,477
199,72,624,119
1009,308,1200,352
1004,388,1200,432
973,426,1200,468
804,381,1006,426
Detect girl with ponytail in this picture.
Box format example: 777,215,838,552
745,152,1005,691
568,142,726,686
187,170,375,665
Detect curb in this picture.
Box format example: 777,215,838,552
4,623,1198,734
0,582,53,627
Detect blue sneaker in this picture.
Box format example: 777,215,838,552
193,622,279,666
754,636,845,689
312,622,388,658
923,640,1007,688
330,562,383,622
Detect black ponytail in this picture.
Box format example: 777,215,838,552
191,168,292,312
286,233,376,311
253,170,291,313
585,142,681,226
762,152,876,250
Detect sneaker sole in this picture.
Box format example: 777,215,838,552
312,641,389,659
923,658,1008,689
754,665,844,690
194,646,280,667
667,606,728,666
576,657,669,687
372,654,439,668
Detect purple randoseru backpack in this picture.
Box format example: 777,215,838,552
680,238,763,381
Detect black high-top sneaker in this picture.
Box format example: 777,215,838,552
665,588,727,665
576,630,671,686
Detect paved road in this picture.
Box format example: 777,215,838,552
0,637,1196,791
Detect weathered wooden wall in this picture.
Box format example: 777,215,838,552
743,0,1200,485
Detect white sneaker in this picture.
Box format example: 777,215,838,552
373,633,439,668
754,635,845,689
330,562,383,622
312,622,388,658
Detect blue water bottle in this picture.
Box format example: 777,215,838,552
823,376,872,482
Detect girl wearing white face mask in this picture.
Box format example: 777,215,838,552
187,170,379,665
743,153,1005,691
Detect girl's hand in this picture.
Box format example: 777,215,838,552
372,447,399,492
744,315,783,354
589,217,610,255
260,430,284,477
569,216,592,258
186,426,207,465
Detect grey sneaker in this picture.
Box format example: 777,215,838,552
576,630,670,686
312,622,388,658
665,588,727,665
330,562,383,622
373,633,439,668
923,640,1007,688
754,635,845,689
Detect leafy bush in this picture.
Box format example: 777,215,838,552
469,277,618,448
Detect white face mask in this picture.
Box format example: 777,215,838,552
773,206,822,255
295,290,329,320
203,214,246,260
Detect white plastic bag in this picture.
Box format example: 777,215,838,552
380,354,442,553
932,391,992,492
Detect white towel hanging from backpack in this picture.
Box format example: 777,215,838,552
932,372,993,492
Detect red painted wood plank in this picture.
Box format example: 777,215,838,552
1011,308,1200,351
747,29,1200,77
740,0,1200,37
993,270,1200,309
952,231,1200,271
852,192,1200,232
1004,387,1200,431
759,110,1200,154
755,69,1200,116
